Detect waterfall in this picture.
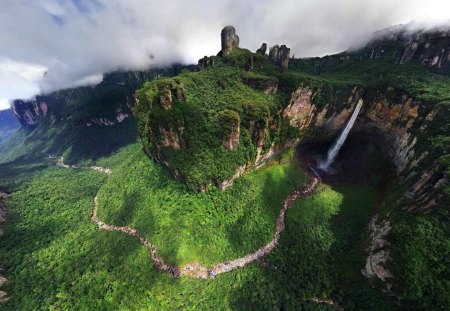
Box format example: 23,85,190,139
319,99,363,171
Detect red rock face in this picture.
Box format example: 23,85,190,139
282,86,315,128
11,99,42,129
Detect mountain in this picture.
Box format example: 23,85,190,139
0,65,194,164
0,25,448,310
134,26,449,210
0,109,20,145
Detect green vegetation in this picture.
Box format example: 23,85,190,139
1,36,449,311
390,210,450,310
0,143,395,310
97,143,305,266
133,49,300,190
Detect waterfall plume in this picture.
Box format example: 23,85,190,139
319,99,363,171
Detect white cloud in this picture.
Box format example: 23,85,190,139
0,0,449,110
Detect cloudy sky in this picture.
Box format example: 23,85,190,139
0,0,449,110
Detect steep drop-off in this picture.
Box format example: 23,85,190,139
134,27,449,212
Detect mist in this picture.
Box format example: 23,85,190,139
0,0,449,109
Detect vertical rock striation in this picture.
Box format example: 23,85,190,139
219,26,240,56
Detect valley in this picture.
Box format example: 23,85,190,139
0,23,448,311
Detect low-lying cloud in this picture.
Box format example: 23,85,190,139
0,0,449,109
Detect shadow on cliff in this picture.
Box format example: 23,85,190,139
55,119,139,165
10,119,138,166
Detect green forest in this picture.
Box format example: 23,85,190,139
0,24,449,311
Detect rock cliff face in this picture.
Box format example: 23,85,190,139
375,27,450,72
269,44,291,69
280,82,449,292
11,100,48,129
135,25,449,199
243,75,278,94
290,27,450,74
362,214,394,292
256,43,267,55
281,84,448,210
9,66,192,131
219,26,240,57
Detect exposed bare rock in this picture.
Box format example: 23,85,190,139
159,127,182,150
278,45,291,69
218,110,240,150
269,44,291,68
282,86,316,128
11,99,47,129
364,96,419,173
256,43,267,54
219,26,239,57
218,165,246,190
222,123,240,150
198,56,214,69
362,214,394,291
269,45,280,61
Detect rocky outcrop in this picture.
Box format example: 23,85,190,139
218,165,246,190
152,80,186,111
198,56,214,69
292,27,450,74
362,214,394,292
283,86,316,128
219,110,240,150
159,127,183,150
256,43,267,55
282,84,448,213
11,100,48,129
269,44,291,69
222,124,240,150
364,96,419,173
219,26,240,57
9,67,191,130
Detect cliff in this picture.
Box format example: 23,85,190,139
9,66,193,131
134,26,449,204
290,26,450,74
